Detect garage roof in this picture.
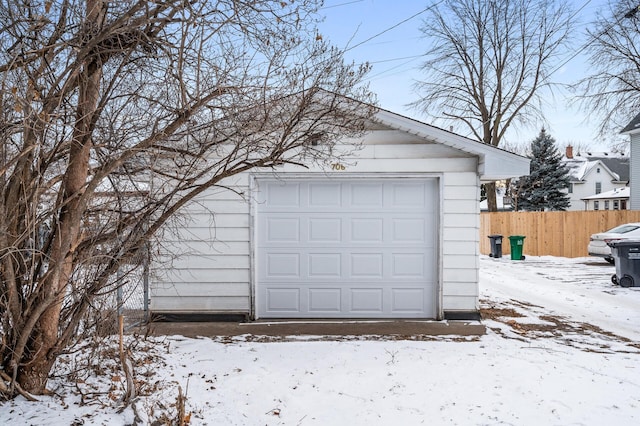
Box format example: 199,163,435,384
371,108,530,181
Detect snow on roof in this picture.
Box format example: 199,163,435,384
581,186,630,200
563,158,588,181
562,155,628,182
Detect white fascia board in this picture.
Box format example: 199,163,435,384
372,110,530,180
621,128,640,135
479,152,530,181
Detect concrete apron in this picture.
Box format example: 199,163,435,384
146,320,486,339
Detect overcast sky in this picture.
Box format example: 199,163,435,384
318,0,616,151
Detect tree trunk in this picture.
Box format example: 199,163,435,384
485,181,498,212
15,0,105,395
0,0,373,397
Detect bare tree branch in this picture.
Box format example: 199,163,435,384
0,0,374,396
573,0,640,140
411,0,574,211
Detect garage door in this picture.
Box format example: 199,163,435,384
255,178,438,318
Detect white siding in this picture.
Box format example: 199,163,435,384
631,134,640,210
151,137,482,317
155,269,249,287
441,172,479,313
152,296,249,312
442,295,478,311
150,175,252,313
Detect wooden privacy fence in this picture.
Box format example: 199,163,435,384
480,210,640,258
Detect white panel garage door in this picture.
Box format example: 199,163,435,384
255,178,438,318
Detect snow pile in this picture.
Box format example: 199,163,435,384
1,256,639,425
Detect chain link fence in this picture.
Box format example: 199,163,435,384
115,252,150,332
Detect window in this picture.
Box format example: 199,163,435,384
595,182,602,194
597,167,601,173
622,200,627,210
594,201,599,210
613,200,620,210
604,200,610,210
568,183,573,194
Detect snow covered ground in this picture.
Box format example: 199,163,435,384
2,256,640,425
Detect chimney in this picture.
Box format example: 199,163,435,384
566,145,573,159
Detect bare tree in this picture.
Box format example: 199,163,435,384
412,0,574,211
0,0,373,397
575,0,640,138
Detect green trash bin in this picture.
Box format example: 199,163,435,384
508,235,526,260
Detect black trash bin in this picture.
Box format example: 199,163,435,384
608,240,640,287
488,235,503,258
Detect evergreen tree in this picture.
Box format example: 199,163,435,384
516,129,571,211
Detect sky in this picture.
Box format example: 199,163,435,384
2,255,639,424
318,0,617,151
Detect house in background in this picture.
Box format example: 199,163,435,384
150,106,529,321
562,146,629,211
621,113,640,209
581,186,630,211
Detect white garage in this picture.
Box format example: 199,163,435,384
150,108,529,320
255,177,438,318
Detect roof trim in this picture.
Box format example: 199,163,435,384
621,112,640,134
371,109,530,181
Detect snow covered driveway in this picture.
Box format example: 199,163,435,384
480,255,640,342
2,256,640,425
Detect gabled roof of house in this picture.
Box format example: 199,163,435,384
371,108,530,181
563,158,590,181
581,186,630,200
621,112,640,134
599,156,630,181
562,153,629,183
